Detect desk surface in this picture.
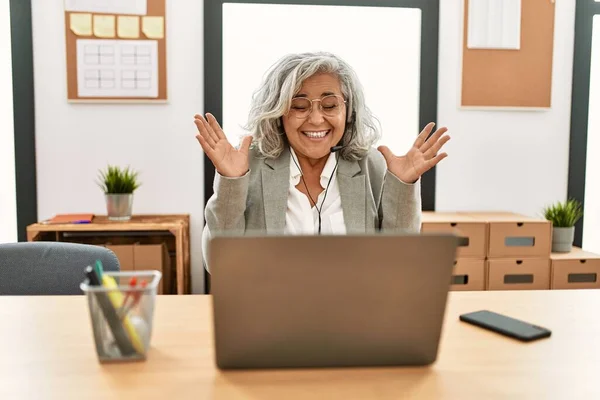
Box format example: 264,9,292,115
1,291,599,399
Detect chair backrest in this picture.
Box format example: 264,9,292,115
0,242,120,295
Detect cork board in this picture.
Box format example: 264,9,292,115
461,0,555,108
64,0,167,102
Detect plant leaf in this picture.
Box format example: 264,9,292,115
542,198,583,227
97,165,141,194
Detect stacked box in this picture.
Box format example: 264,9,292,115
421,212,487,291
551,247,600,289
462,212,552,291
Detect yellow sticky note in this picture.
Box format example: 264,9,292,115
118,16,139,39
142,16,164,39
93,15,116,38
70,13,92,36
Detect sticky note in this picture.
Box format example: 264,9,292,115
117,16,139,39
142,16,164,39
93,15,116,38
70,13,92,36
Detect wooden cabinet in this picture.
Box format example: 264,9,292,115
27,215,190,294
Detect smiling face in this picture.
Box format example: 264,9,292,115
282,73,347,162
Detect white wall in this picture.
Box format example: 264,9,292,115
32,0,205,292
0,0,18,243
436,0,575,218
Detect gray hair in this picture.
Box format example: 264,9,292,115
245,52,381,161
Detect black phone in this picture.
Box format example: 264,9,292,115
459,310,551,342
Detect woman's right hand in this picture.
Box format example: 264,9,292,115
194,113,253,178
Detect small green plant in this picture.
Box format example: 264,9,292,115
97,165,141,194
542,199,583,227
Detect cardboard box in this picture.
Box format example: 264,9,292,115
463,212,551,258
104,244,135,271
551,247,600,289
104,243,170,294
421,212,487,258
487,258,550,290
450,259,486,291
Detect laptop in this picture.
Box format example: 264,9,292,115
209,233,458,369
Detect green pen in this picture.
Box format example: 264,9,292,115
94,259,104,281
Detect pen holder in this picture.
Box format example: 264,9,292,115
80,270,162,363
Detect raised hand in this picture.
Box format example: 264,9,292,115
377,123,450,184
194,113,253,178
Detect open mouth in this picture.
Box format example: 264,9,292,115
302,130,330,140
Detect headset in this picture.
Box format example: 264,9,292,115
330,108,355,152
289,110,356,234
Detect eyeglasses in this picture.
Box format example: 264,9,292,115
288,94,347,119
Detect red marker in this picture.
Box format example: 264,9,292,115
122,277,137,306
120,279,147,319
119,277,138,319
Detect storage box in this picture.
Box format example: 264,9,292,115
463,212,551,258
421,212,487,258
487,258,550,290
104,243,170,294
450,259,486,291
551,247,600,289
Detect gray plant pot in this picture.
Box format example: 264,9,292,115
552,226,575,253
105,193,133,221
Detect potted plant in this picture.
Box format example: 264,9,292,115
97,165,141,221
542,199,583,253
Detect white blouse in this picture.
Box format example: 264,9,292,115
284,149,347,235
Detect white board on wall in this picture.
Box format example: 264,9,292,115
0,0,18,243
222,3,421,158
583,15,600,254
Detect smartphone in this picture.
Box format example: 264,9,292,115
459,310,551,342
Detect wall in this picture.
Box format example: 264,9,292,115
0,0,18,243
31,0,205,292
436,0,575,218
26,0,579,287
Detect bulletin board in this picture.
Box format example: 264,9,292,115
461,0,555,108
64,0,167,102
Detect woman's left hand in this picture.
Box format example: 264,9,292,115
377,123,450,183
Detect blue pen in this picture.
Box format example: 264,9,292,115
73,220,91,224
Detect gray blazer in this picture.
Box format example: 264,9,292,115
202,146,422,272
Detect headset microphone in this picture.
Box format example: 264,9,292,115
330,111,355,153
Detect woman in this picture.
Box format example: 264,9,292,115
196,52,450,272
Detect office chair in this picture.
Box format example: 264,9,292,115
0,242,120,295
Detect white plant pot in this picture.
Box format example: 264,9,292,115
552,226,575,253
105,193,133,221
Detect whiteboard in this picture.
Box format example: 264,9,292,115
0,0,17,242
583,15,600,254
222,3,421,158
76,39,158,98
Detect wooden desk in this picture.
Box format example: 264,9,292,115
27,215,190,294
1,291,599,399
